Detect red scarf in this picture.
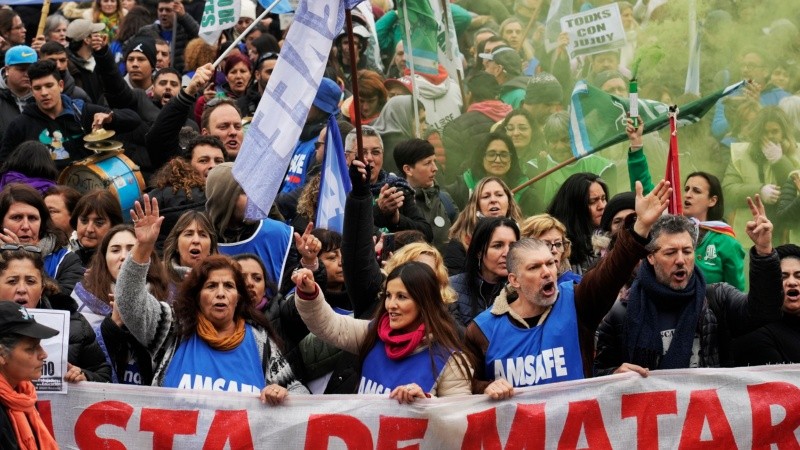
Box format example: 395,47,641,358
0,376,58,450
377,313,426,360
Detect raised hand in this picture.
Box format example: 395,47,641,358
291,267,317,296
186,63,214,96
745,195,773,256
294,222,321,266
130,194,164,252
633,179,672,238
626,117,643,149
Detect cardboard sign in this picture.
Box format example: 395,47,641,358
29,309,70,394
561,3,626,58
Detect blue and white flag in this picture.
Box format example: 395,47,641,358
233,0,363,220
316,115,352,233
199,0,241,45
258,0,295,13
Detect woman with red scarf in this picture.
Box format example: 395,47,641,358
0,302,59,450
293,261,472,402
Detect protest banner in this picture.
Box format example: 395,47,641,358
199,0,242,45
40,365,800,448
30,308,69,394
561,3,626,59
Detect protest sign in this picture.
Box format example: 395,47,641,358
30,308,70,394
561,3,626,59
40,365,800,448
199,0,242,45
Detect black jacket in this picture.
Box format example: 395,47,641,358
147,186,206,251
370,171,434,242
145,88,196,170
97,315,154,385
595,248,784,374
441,109,497,185
140,14,200,73
0,96,140,171
734,313,800,366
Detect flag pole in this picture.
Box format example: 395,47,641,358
512,156,577,194
401,0,422,139
665,105,682,215
345,8,366,160
521,4,542,48
211,0,282,69
37,0,52,37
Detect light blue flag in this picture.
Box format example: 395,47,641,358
315,115,352,233
259,0,295,14
233,0,363,221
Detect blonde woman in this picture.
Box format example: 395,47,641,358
520,214,581,284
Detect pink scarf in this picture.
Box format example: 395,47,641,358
377,313,426,360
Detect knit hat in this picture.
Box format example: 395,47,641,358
240,0,257,20
223,52,252,75
313,77,342,115
393,138,435,171
479,46,522,77
599,191,636,233
66,19,105,41
592,70,627,90
525,72,563,104
4,45,37,66
467,71,500,100
124,36,157,69
205,162,243,233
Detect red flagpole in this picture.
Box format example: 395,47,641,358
345,9,364,161
665,106,682,215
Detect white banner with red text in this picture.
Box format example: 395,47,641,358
40,365,800,449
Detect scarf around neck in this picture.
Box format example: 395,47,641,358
196,315,246,351
625,261,706,369
377,313,426,360
0,376,58,450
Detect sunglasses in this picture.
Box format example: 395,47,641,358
257,52,279,67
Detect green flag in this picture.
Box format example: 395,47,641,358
397,0,439,75
568,79,745,158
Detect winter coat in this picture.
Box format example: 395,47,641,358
441,101,511,185
38,296,112,382
114,257,308,391
734,313,800,366
449,272,504,327
140,14,200,73
594,247,783,374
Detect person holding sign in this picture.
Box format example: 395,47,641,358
115,195,307,403
0,302,59,450
0,246,111,384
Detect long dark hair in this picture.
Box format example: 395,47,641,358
469,132,525,186
358,262,472,380
162,211,218,282
547,172,608,267
84,225,171,304
0,142,59,181
465,217,520,300
685,171,725,222
0,183,67,247
174,255,278,343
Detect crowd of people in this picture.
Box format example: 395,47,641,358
1,0,800,447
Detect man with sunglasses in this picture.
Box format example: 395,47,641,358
237,52,278,118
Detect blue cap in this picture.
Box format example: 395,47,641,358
5,45,38,66
312,77,342,115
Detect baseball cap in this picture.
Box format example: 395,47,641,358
4,45,38,66
313,77,342,115
479,46,522,76
66,19,105,41
0,302,59,340
384,77,413,94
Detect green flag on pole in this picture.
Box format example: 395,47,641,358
397,0,439,75
568,79,745,158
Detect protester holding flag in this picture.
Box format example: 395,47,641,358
116,195,307,401
723,106,800,247
293,260,473,401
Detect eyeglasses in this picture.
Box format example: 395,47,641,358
0,244,41,254
485,151,511,161
542,240,569,252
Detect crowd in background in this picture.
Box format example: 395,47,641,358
0,0,799,447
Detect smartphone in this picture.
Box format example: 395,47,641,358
380,233,395,264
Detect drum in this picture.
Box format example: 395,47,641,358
58,152,145,222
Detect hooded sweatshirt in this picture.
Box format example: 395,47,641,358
404,65,462,133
